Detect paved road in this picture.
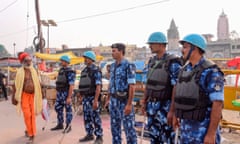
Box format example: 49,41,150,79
0,98,149,144
1,98,239,144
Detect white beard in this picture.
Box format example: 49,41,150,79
23,62,32,69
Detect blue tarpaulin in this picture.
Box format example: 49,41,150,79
100,60,148,82
134,60,147,82
134,60,145,71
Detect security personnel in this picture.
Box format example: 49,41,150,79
51,55,76,133
78,51,103,144
107,43,137,144
142,32,182,144
173,34,224,144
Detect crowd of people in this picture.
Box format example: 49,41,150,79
8,31,224,144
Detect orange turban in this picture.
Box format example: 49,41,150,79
18,52,29,63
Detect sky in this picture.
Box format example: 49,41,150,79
0,0,240,55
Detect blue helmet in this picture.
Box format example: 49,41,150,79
179,34,207,52
147,32,167,44
60,55,70,63
83,51,96,61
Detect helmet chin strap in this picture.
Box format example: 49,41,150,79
186,45,195,61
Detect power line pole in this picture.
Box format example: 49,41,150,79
13,43,16,57
35,0,44,53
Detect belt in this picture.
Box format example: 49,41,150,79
56,89,68,92
111,93,128,100
83,94,94,98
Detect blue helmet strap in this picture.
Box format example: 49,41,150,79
186,45,195,60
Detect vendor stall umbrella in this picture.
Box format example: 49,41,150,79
227,57,240,87
227,57,240,68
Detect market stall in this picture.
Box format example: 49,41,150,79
0,57,21,97
221,69,240,132
34,51,104,108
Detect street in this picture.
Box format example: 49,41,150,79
0,98,149,144
1,98,240,144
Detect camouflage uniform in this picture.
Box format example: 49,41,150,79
145,53,182,144
177,58,224,144
55,67,76,126
109,59,137,144
81,64,103,137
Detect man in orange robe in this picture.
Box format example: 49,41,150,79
12,52,43,144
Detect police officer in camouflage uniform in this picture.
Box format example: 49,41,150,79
78,51,103,144
51,55,76,133
142,32,182,144
172,34,224,144
107,43,137,144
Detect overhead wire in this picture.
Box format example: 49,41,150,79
57,0,170,23
0,0,18,13
0,0,170,38
0,27,34,38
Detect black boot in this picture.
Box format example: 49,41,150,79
62,124,71,133
94,136,103,144
79,134,94,142
51,123,63,131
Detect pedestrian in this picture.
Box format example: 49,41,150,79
173,33,224,143
102,64,111,112
46,63,54,72
11,52,43,144
107,43,137,144
0,69,8,100
141,32,182,144
103,64,111,80
51,55,76,134
78,51,103,144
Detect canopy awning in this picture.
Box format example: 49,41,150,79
34,51,104,65
0,57,21,67
227,57,240,69
222,69,240,75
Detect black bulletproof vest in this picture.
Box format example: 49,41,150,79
175,59,219,121
78,67,98,95
56,68,69,90
146,54,180,100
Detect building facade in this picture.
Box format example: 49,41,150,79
55,11,240,61
217,11,229,41
167,19,180,51
206,11,240,58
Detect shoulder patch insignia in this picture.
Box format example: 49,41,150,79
214,84,221,91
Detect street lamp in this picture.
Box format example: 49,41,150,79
41,19,57,50
13,43,16,57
